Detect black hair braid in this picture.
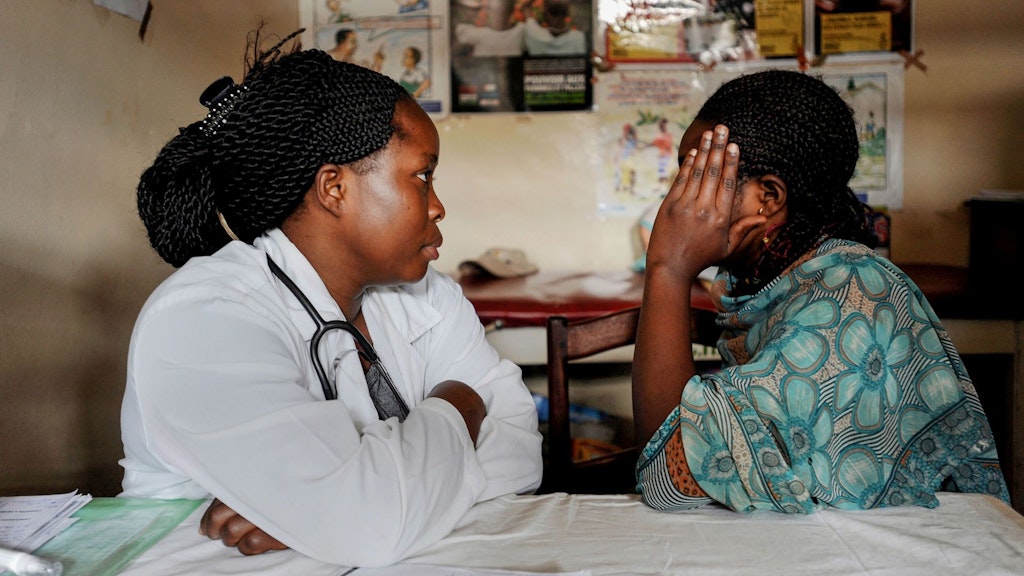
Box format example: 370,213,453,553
695,69,875,294
137,124,232,267
136,33,408,267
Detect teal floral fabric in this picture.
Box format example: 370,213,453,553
637,239,1008,513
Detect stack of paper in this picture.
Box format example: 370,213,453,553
0,491,92,553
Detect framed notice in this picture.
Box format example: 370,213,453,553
597,0,806,67
814,0,914,56
299,0,451,117
593,69,714,217
821,62,905,209
449,0,594,113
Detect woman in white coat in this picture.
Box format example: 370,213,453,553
121,31,543,567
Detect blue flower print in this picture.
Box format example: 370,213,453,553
976,465,1011,498
835,305,912,431
834,447,893,509
677,420,750,510
705,448,738,483
747,294,838,375
749,376,834,487
905,288,932,325
915,365,963,414
896,405,936,445
757,446,789,477
915,325,944,358
936,404,975,438
904,279,944,326
800,244,889,297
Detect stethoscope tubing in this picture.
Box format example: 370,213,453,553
266,256,380,400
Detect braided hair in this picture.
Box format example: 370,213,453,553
694,69,876,294
137,32,410,267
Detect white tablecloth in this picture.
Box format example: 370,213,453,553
120,492,1024,576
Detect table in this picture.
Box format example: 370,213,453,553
457,269,714,365
456,269,688,329
118,492,1024,575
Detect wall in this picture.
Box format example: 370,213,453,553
0,0,299,495
1,0,1022,496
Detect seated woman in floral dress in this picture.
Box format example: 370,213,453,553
632,69,1008,513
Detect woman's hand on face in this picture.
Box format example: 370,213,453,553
645,125,766,281
199,499,289,556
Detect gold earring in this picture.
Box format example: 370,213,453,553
758,206,765,216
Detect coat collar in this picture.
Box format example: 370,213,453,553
254,228,440,345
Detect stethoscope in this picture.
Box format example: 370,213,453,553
266,255,410,419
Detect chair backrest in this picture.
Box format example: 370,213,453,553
539,305,719,494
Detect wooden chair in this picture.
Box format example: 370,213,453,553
537,305,720,494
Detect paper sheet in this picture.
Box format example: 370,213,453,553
0,491,92,552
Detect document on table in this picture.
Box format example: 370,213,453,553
0,490,92,552
30,497,203,576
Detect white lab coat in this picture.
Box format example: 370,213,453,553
119,229,543,566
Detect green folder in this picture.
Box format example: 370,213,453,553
10,497,203,576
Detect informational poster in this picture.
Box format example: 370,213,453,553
299,0,451,117
450,0,594,113
815,0,914,55
593,62,905,217
821,63,905,209
593,70,714,217
755,0,805,58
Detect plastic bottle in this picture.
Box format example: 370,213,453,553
0,548,62,576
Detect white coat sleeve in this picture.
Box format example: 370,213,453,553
128,292,490,567
416,272,544,500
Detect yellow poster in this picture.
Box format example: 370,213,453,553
820,12,893,54
755,0,803,57
606,21,690,63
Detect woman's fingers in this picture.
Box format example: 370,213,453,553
684,129,715,206
716,141,740,214
199,498,231,538
649,123,745,274
199,498,289,555
679,125,732,217
237,528,289,556
665,146,697,205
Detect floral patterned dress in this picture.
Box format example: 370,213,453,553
637,239,1009,513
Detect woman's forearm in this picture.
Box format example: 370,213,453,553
428,380,486,445
632,265,698,444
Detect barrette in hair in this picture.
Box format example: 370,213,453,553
198,76,247,135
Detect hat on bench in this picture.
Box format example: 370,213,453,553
459,247,538,278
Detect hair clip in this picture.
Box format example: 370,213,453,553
199,76,246,135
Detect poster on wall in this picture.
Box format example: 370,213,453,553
596,0,803,67
450,0,593,113
592,62,904,217
593,69,713,217
298,0,451,117
821,62,904,210
814,0,914,56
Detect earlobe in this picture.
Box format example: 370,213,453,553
758,175,788,216
314,163,346,217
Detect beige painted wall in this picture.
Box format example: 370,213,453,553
1,0,1022,495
